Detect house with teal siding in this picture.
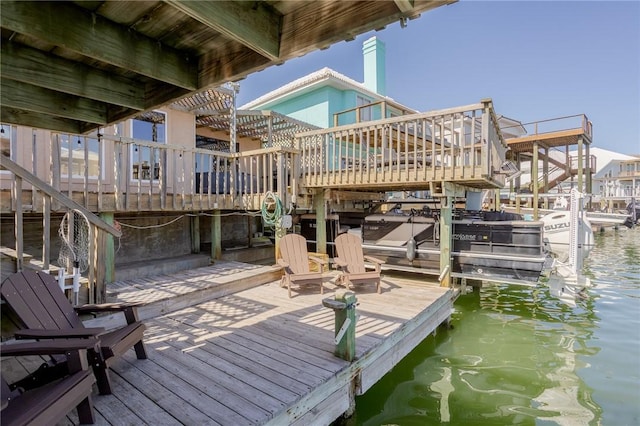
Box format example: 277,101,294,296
241,37,416,130
240,36,527,181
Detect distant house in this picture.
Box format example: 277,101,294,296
617,157,640,197
593,150,640,204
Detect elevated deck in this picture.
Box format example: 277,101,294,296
2,263,454,425
298,100,508,193
507,127,592,153
1,100,508,214
506,114,592,153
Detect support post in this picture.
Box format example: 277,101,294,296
439,184,453,288
515,152,522,213
335,291,356,361
211,210,222,260
313,189,327,254
577,137,584,192
543,146,549,210
97,212,115,303
190,215,200,253
585,139,592,210
13,176,24,272
42,197,51,271
322,290,357,361
532,141,539,220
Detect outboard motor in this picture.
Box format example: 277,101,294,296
623,216,635,228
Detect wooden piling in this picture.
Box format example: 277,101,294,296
334,290,357,362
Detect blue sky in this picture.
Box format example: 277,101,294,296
237,0,640,155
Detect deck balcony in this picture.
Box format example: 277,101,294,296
297,99,509,194
1,99,508,215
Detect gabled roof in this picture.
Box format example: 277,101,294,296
241,67,417,114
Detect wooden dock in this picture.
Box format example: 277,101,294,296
3,262,453,425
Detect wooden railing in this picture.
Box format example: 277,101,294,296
507,114,593,141
332,100,414,127
106,136,297,212
297,100,508,191
535,153,597,190
2,100,509,216
0,154,121,302
1,132,298,213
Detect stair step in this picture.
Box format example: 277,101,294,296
84,261,283,330
0,247,33,263
114,254,212,281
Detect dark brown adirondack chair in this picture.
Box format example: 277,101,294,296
1,339,98,425
334,233,385,293
1,270,147,395
277,234,327,298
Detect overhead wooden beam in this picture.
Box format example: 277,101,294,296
0,107,85,135
1,1,198,90
280,1,406,57
166,0,281,61
1,42,145,111
394,0,415,13
143,83,192,112
198,46,272,89
1,79,108,125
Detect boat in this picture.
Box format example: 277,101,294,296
557,195,634,231
585,211,634,231
352,202,551,286
540,210,594,262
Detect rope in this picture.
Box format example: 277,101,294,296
118,215,187,230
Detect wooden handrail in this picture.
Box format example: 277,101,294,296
0,155,122,237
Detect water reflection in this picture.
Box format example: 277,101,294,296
351,228,640,425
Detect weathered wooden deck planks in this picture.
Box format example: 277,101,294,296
3,263,453,425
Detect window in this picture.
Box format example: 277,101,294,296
131,111,166,180
0,124,14,159
59,134,101,178
356,95,372,122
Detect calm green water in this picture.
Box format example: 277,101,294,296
350,227,640,425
